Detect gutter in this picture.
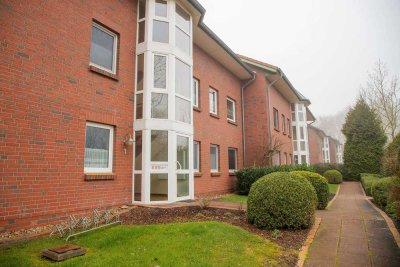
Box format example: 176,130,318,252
241,71,256,167
266,70,284,166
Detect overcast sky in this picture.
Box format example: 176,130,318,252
199,0,400,116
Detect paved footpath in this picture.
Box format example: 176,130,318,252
305,182,400,267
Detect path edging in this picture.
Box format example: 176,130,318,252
359,183,400,248
326,184,341,209
296,217,322,267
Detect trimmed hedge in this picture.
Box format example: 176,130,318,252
291,171,330,210
236,164,315,195
360,173,381,196
323,170,343,184
247,172,317,229
371,177,394,208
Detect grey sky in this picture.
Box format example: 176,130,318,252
199,0,400,116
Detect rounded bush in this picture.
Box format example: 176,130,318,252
323,170,343,184
372,177,394,208
291,171,330,210
247,172,317,229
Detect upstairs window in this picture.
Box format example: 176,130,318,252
84,122,114,173
209,88,218,115
273,108,279,130
228,148,237,173
192,78,199,108
287,119,291,136
90,22,118,74
282,114,286,133
175,4,191,55
227,98,236,122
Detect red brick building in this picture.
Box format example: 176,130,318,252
308,125,343,164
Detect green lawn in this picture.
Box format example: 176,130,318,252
219,194,248,204
0,222,286,267
328,184,339,195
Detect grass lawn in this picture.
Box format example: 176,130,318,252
219,194,248,204
0,222,286,267
328,184,339,195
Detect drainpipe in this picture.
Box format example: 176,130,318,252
266,70,284,166
241,71,256,167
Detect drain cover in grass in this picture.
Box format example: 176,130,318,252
42,245,86,262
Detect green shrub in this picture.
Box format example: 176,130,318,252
291,171,330,210
236,164,315,195
386,177,400,219
247,172,317,229
313,163,352,181
323,170,343,184
372,177,394,208
360,173,381,196
382,134,400,176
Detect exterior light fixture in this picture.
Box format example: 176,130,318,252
123,134,135,154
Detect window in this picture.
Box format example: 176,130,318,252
154,55,167,89
84,122,114,173
282,114,286,133
228,148,237,172
209,88,218,115
275,151,281,166
177,136,189,169
294,155,299,164
136,54,144,91
136,93,143,119
175,96,191,123
292,126,297,140
175,4,191,55
283,152,287,165
193,141,200,172
301,155,307,164
210,144,219,172
289,154,293,164
155,0,167,17
138,0,146,43
273,108,279,130
298,111,304,122
134,131,142,170
151,130,168,161
300,126,305,139
153,20,169,43
175,59,191,98
151,93,168,119
227,98,236,122
287,119,291,136
193,78,199,108
90,22,118,73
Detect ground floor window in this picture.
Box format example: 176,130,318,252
210,144,219,172
193,141,200,172
275,151,281,166
228,148,237,173
150,173,168,201
84,122,114,173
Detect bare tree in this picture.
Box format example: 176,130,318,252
262,134,283,166
361,60,400,140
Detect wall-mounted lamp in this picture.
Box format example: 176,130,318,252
123,134,135,154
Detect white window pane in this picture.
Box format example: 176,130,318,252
151,130,168,161
155,0,167,17
192,79,199,107
177,174,189,197
227,99,235,121
228,149,237,171
150,173,168,201
299,112,304,121
301,155,307,164
175,59,191,98
136,93,143,119
134,174,142,201
177,136,189,170
139,0,146,19
136,54,144,91
209,90,217,114
135,131,142,170
85,125,111,168
193,141,199,171
153,20,169,43
176,4,190,33
210,145,218,171
175,96,191,123
90,25,115,71
154,55,166,88
300,127,305,139
300,141,306,151
151,93,168,119
138,21,145,43
176,27,190,55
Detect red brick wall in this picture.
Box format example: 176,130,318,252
243,66,293,167
0,0,137,231
192,45,243,196
268,84,293,165
308,127,324,164
329,137,338,164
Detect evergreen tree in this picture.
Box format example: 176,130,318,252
342,98,387,179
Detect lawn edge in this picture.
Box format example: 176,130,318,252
359,182,400,248
296,217,322,267
326,184,341,209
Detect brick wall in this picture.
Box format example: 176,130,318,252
192,45,243,196
0,0,137,231
308,126,324,164
328,137,338,164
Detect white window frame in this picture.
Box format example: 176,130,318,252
228,147,237,173
209,88,218,115
193,78,199,108
282,114,286,133
193,141,200,173
210,144,219,173
84,122,114,173
227,97,236,122
90,22,118,74
275,150,281,166
273,108,279,129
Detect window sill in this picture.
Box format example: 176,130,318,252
274,128,280,132
229,172,236,176
84,173,116,181
193,106,201,112
210,172,221,177
89,65,119,81
228,120,238,126
194,172,202,177
210,113,220,119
